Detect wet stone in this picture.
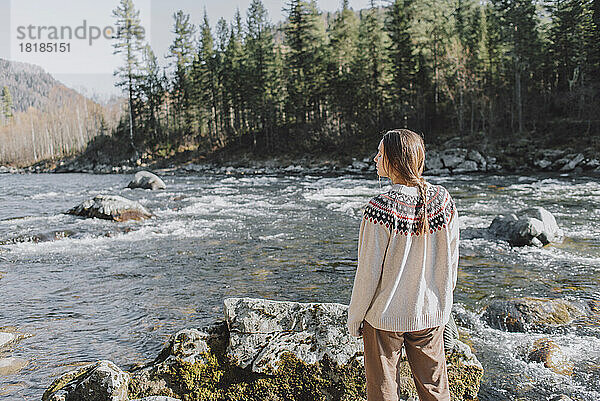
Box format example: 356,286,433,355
67,195,152,222
127,171,166,190
482,298,586,333
42,360,129,401
0,357,28,376
0,332,16,348
527,338,573,376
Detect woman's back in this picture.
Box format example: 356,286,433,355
347,129,458,401
355,182,459,333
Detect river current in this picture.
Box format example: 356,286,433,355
1,171,599,400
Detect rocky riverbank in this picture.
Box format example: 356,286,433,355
42,298,484,401
2,138,600,176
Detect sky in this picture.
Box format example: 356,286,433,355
0,0,373,100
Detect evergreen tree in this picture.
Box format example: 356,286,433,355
549,0,595,92
327,0,359,129
353,2,389,130
139,44,165,144
1,86,14,121
168,10,196,139
224,10,246,145
385,0,415,126
284,0,328,124
490,0,541,133
411,0,455,116
591,0,600,80
112,0,145,154
245,0,276,149
191,10,217,147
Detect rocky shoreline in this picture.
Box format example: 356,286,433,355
36,295,594,401
41,297,484,401
2,143,600,177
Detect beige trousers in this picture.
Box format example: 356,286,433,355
362,320,450,401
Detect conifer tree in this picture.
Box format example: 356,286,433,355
327,0,359,128
224,10,246,145
139,44,165,144
385,0,415,125
490,0,541,133
168,10,196,139
549,0,594,92
353,2,389,129
1,86,13,121
245,0,276,148
112,0,145,154
191,10,217,147
284,0,327,124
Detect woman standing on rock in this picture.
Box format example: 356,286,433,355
347,129,459,401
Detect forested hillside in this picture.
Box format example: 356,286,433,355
107,0,600,162
0,59,121,166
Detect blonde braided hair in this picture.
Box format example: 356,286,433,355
381,129,429,236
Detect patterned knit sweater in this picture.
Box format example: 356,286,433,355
347,183,459,336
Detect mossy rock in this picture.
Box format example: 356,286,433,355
129,347,367,401
129,341,483,401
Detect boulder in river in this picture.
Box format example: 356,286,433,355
127,171,166,190
482,298,587,333
42,360,129,401
0,357,28,376
440,148,468,169
0,332,17,348
527,338,573,376
488,206,563,247
67,195,152,222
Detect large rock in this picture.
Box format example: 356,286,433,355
224,297,482,400
488,207,562,247
48,298,483,401
67,195,152,222
127,171,166,190
0,332,17,348
453,160,479,173
482,298,587,333
527,338,573,376
489,214,545,247
0,166,21,174
440,148,467,169
128,327,218,399
43,360,129,401
467,150,487,170
0,357,28,375
425,151,444,171
560,153,585,172
520,207,563,244
224,297,362,374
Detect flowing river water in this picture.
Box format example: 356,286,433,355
0,171,599,400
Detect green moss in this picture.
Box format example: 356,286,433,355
447,352,483,400
129,349,367,401
128,345,481,401
163,353,224,401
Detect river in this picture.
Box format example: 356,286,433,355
0,171,599,400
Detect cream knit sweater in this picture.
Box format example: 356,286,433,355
347,183,459,337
